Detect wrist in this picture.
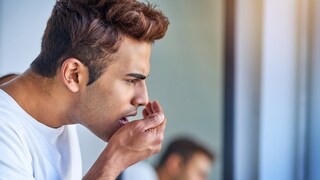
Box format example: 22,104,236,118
83,147,124,180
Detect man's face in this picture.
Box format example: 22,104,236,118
77,37,151,142
177,153,212,180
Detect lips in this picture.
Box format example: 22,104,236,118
118,111,137,127
119,117,129,126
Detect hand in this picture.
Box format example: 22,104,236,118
83,101,167,180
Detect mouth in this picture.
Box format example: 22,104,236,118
118,112,137,127
119,117,129,126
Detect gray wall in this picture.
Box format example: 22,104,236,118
0,1,224,179
145,1,224,179
0,1,55,73
234,0,320,180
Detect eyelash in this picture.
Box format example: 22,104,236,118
126,79,138,85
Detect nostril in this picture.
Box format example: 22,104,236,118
132,87,149,107
131,98,148,107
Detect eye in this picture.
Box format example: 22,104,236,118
126,79,138,85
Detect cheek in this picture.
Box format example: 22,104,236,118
111,83,135,105
81,81,133,123
79,86,111,122
184,164,200,180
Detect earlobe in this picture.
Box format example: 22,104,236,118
61,58,87,92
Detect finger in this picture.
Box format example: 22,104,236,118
145,117,166,134
151,101,156,113
142,112,165,131
151,101,163,114
155,118,167,133
142,108,148,117
146,102,153,115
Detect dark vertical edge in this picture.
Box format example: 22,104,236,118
305,0,316,179
223,0,236,180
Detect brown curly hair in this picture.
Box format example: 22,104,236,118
30,0,169,85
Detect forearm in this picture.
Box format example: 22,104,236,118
83,148,123,180
83,167,118,180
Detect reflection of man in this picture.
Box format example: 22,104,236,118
156,138,214,180
0,0,169,179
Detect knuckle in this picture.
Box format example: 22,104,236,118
152,117,158,127
158,134,164,143
154,135,164,148
152,113,164,125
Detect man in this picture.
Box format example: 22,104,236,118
156,138,214,180
0,0,169,179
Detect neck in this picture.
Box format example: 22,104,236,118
0,69,75,128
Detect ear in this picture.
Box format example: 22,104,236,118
60,58,88,92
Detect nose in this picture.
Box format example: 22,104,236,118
131,81,149,107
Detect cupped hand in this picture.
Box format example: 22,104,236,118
83,101,167,179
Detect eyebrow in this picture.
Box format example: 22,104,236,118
126,73,147,80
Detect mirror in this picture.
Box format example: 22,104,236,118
145,0,224,179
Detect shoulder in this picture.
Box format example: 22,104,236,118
0,89,24,125
0,116,29,154
0,119,33,178
0,92,32,164
0,99,27,140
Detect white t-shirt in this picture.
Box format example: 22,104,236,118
0,89,82,180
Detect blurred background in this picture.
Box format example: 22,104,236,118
0,0,319,180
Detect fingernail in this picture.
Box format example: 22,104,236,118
155,113,164,123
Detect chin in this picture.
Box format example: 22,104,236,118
88,128,111,142
96,133,110,142
89,121,120,142
102,137,110,142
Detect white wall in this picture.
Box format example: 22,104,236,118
234,0,320,180
235,0,262,179
0,0,55,74
259,1,298,179
235,0,300,179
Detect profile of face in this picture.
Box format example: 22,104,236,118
175,152,212,180
76,37,151,142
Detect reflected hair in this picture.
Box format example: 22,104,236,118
31,0,169,85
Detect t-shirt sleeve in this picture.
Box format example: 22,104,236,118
0,122,35,179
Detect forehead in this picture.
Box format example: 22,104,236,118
110,36,152,75
188,152,212,169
